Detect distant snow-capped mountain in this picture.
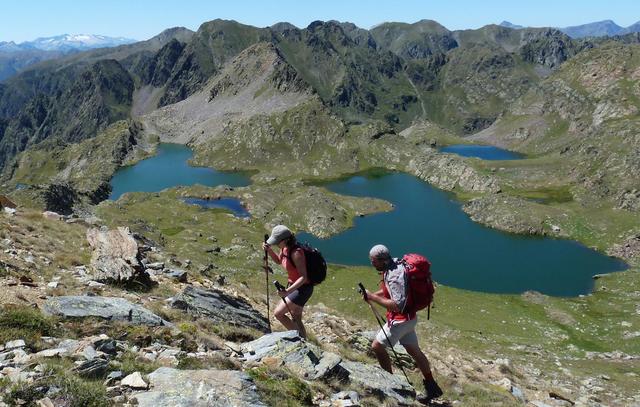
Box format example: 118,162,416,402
0,34,137,52
0,34,138,81
26,34,137,51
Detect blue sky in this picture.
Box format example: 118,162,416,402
2,0,640,42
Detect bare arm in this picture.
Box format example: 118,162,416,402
262,243,281,264
365,290,400,312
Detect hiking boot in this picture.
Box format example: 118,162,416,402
417,379,443,403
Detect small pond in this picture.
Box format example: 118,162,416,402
182,197,250,218
440,144,524,160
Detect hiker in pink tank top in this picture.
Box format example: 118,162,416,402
263,225,313,338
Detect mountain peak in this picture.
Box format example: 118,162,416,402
560,20,624,38
499,21,524,29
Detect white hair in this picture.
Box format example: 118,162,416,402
369,244,390,259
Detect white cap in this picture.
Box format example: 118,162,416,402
369,244,390,259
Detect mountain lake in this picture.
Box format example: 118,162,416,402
110,144,627,296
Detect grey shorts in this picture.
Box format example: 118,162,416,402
375,317,418,347
286,284,313,307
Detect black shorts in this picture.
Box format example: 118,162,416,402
286,284,314,306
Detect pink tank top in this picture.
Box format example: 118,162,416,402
281,246,305,284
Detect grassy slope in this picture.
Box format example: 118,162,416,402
456,44,640,253
93,181,640,404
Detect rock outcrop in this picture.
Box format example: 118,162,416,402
408,153,501,193
608,234,640,262
132,367,267,407
172,286,270,333
463,195,546,235
241,331,415,404
43,296,171,326
86,226,152,284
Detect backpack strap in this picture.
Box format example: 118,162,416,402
283,245,307,272
283,244,302,261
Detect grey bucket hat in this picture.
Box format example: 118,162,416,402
267,225,293,245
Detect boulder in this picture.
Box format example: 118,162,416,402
94,339,118,355
166,269,188,282
241,331,414,404
4,340,26,350
172,286,269,333
104,370,124,386
146,262,165,270
86,227,152,284
608,234,640,262
132,367,267,407
34,348,65,358
242,330,343,380
121,371,148,389
339,360,414,404
331,391,360,406
74,358,109,378
43,296,171,326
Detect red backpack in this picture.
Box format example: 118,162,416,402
401,253,435,318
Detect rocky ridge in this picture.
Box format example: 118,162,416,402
142,42,314,145
1,17,626,173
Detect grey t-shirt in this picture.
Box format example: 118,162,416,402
383,258,408,313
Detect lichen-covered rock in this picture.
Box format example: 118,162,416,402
241,331,415,404
86,226,151,284
132,367,267,407
172,286,269,333
73,358,109,378
242,330,344,380
340,360,415,404
43,296,171,326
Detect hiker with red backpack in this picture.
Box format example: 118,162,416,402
262,225,326,339
361,244,443,403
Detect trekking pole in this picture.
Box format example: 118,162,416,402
358,282,413,388
274,280,307,339
263,234,273,333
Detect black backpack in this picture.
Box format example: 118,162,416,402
287,243,327,285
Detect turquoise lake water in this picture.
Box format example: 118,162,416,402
440,144,524,160
297,173,627,297
109,144,251,200
110,144,626,296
